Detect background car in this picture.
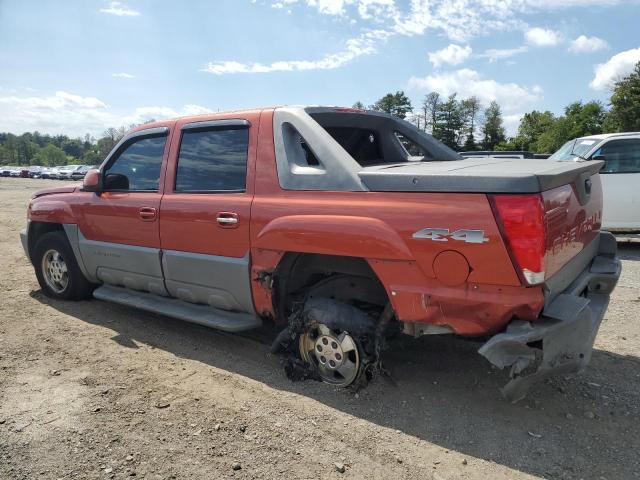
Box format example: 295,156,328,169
460,150,538,159
55,166,76,180
549,132,640,232
28,166,44,178
0,166,14,177
70,165,92,180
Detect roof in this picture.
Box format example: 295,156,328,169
578,132,640,141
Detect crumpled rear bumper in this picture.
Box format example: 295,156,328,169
479,231,621,402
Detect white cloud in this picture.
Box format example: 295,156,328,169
478,45,528,62
391,1,524,42
0,91,107,110
428,44,472,67
271,0,298,9
568,35,609,53
112,72,134,79
209,0,624,75
306,0,351,15
121,104,213,125
408,68,542,114
0,90,212,137
590,47,640,90
503,114,524,137
357,0,397,19
99,1,140,17
525,27,562,47
202,29,389,74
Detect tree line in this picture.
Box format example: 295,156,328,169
0,124,147,167
358,61,640,153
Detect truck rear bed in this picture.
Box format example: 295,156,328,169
358,157,603,193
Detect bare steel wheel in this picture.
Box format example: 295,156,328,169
299,323,361,386
41,249,69,294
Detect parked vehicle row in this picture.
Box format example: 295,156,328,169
460,150,551,159
0,165,97,180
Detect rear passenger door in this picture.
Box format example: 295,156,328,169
593,138,640,230
159,117,257,313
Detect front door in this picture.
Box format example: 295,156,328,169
593,138,640,231
76,127,171,295
159,116,258,313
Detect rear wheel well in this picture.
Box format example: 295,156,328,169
28,222,65,262
273,253,389,325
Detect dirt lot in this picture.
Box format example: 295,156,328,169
0,178,639,480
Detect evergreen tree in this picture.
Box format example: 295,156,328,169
481,101,506,150
371,91,413,119
460,96,481,150
433,94,464,150
421,92,441,134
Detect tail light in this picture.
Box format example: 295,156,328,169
490,194,546,285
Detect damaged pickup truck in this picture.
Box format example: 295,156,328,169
20,106,621,401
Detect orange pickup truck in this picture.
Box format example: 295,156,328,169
20,106,621,401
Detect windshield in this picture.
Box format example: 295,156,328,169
549,138,599,161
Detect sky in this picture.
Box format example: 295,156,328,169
0,0,639,137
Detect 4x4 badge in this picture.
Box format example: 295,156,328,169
412,228,489,244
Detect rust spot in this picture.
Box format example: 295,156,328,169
256,269,274,291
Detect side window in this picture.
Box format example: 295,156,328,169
104,135,166,191
395,132,431,159
175,127,249,192
594,139,640,174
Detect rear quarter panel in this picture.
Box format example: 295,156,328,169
251,110,544,335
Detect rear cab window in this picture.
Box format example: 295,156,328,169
307,109,459,167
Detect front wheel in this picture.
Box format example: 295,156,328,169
33,231,95,300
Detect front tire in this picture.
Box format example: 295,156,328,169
33,230,95,300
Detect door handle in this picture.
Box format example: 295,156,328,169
216,212,239,228
139,207,157,221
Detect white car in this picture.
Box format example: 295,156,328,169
549,132,640,232
55,166,76,180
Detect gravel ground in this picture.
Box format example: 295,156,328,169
1,177,639,480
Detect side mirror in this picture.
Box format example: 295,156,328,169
104,173,130,190
592,154,605,161
82,169,101,192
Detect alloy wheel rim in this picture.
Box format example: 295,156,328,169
299,323,360,386
41,249,69,294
